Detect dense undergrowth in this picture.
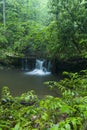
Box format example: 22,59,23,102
0,70,87,130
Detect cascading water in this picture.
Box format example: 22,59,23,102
21,58,29,71
25,59,51,76
25,58,28,71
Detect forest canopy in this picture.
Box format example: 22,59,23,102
0,0,87,60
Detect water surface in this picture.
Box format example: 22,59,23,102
0,69,59,97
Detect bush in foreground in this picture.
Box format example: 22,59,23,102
0,70,87,130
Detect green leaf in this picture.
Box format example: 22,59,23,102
83,111,87,118
41,113,49,121
50,124,59,130
60,105,70,113
13,123,22,130
65,124,71,130
60,128,65,130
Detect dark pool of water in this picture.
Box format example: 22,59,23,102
0,69,59,97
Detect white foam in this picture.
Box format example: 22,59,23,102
25,69,51,76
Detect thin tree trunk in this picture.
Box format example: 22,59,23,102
3,0,6,29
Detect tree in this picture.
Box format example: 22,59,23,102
48,0,87,59
0,0,50,58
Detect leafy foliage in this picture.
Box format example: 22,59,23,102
45,70,87,129
0,70,87,130
48,0,87,59
0,0,87,60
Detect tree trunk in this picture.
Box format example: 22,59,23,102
3,0,6,29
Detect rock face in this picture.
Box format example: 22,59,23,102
51,57,87,74
0,56,36,70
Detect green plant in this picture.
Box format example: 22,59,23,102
0,70,87,130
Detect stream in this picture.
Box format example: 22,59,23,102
0,69,59,98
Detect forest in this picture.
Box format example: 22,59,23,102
0,0,87,129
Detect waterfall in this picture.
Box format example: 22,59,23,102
36,59,46,71
25,59,51,76
36,60,43,70
21,58,29,71
25,58,28,70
